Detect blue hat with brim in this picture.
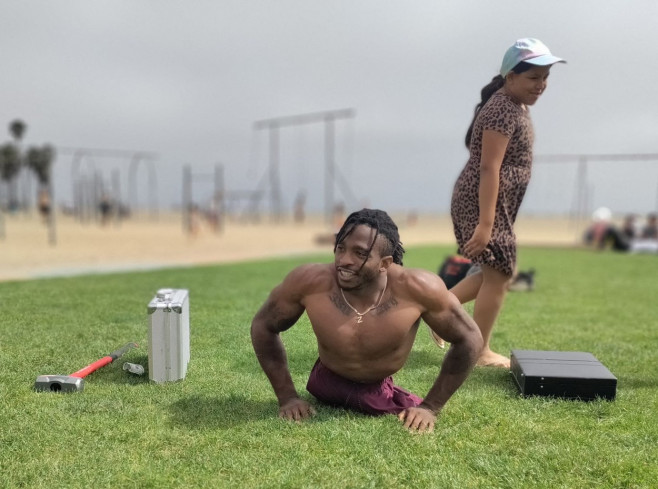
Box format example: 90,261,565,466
500,38,566,77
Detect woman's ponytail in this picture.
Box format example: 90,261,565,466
464,74,505,148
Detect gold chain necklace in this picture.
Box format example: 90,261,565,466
340,277,387,323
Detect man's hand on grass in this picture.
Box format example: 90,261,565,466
279,398,316,422
398,406,436,433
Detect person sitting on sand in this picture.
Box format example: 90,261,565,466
640,213,657,240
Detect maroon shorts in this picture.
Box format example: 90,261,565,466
306,359,423,416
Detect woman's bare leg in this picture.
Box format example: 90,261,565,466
431,270,483,348
449,270,483,304
472,265,511,367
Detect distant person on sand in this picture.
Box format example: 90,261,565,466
433,38,566,368
37,188,51,224
583,207,630,252
187,203,202,237
632,212,658,253
99,194,113,226
584,208,658,253
332,202,346,232
621,214,638,241
293,191,306,224
640,213,657,240
252,209,482,433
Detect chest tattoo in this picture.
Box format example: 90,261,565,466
329,293,352,316
373,295,398,316
329,292,399,318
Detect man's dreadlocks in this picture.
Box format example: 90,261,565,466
334,208,405,266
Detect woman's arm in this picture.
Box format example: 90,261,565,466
463,129,510,258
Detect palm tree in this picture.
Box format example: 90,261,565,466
0,143,21,210
27,145,55,225
26,145,55,187
9,120,26,142
9,120,29,210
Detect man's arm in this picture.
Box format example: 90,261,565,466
399,271,483,432
251,265,317,421
419,294,482,411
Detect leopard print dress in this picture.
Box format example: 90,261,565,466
450,89,534,277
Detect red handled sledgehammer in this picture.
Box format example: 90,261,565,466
35,342,138,393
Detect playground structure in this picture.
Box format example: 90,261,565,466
532,153,658,239
177,107,360,235
3,119,656,247
61,147,159,223
181,162,268,236
0,146,158,246
182,163,225,235
252,108,358,224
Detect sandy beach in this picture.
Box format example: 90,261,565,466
1,211,581,282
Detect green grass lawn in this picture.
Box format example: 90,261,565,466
1,245,656,488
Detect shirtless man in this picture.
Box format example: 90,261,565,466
251,209,483,433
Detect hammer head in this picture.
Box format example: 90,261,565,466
35,375,85,393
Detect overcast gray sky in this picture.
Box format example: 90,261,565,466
2,0,657,216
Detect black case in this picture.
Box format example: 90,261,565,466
510,350,617,400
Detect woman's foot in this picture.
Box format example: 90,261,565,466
476,350,510,368
428,327,445,348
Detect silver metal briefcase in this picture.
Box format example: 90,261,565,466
147,288,190,383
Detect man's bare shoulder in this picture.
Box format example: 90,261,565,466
390,265,448,304
281,263,335,296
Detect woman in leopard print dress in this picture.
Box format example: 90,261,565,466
436,39,565,367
